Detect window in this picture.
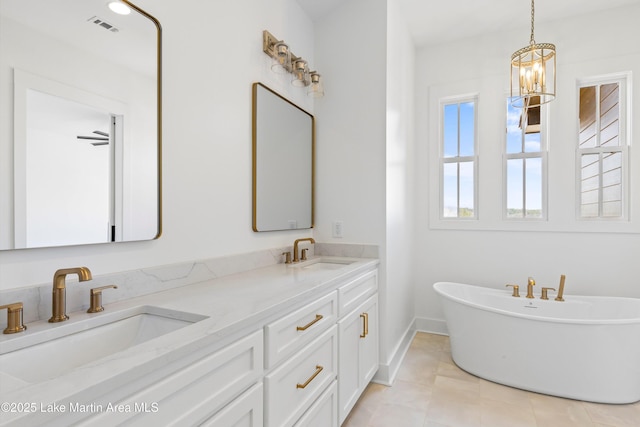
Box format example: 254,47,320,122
505,97,546,219
441,98,477,218
577,77,628,219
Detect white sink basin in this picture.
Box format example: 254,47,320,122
294,258,356,271
0,305,207,384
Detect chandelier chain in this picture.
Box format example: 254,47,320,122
530,0,535,44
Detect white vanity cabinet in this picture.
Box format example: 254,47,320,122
79,330,264,427
337,272,379,424
45,267,378,427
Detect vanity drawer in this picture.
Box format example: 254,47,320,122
200,382,263,427
81,330,263,426
338,270,377,317
293,380,338,427
265,291,337,369
265,325,337,427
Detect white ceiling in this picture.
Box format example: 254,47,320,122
297,0,640,47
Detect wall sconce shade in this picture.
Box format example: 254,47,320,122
270,41,291,74
291,59,309,87
307,72,324,98
510,0,556,108
263,30,323,97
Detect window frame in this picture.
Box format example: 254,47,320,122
439,94,479,220
575,73,630,222
503,96,549,221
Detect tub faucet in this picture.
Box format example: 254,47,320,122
506,284,520,297
49,267,92,323
292,238,315,263
555,274,566,302
526,277,536,299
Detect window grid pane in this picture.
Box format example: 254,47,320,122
578,80,624,219
441,99,476,219
505,97,545,219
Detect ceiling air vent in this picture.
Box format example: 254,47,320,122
87,16,119,33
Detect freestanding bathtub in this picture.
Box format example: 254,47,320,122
433,281,640,404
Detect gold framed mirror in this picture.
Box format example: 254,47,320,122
252,83,314,232
0,0,162,249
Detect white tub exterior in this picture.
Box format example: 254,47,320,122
433,281,640,404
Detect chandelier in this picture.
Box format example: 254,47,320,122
510,0,556,108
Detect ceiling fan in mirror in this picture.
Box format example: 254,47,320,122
77,130,109,146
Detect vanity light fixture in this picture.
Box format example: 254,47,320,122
108,1,132,15
510,0,556,108
263,30,323,97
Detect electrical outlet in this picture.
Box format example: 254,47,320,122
333,221,343,238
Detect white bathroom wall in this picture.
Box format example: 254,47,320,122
414,4,640,328
384,0,417,377
312,0,417,381
0,0,320,288
312,0,390,365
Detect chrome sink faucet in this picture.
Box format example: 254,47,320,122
293,238,315,263
49,267,92,323
526,277,536,299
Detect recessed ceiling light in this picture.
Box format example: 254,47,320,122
108,1,131,15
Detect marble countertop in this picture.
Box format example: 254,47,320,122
0,256,378,425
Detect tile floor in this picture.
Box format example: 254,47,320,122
343,332,640,427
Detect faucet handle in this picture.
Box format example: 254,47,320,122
87,285,118,313
505,284,520,297
0,302,27,334
541,287,556,300
301,248,309,261
282,252,292,264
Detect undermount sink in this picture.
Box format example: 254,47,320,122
0,305,207,384
294,258,356,271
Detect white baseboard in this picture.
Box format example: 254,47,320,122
372,320,416,386
371,317,449,387
414,317,448,335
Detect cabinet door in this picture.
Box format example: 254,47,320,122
337,294,378,425
359,295,378,387
201,383,263,427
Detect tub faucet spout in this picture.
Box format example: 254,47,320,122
526,277,535,299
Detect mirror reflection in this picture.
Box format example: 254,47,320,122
252,83,314,232
0,0,161,250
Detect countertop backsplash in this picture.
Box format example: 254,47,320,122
0,243,378,328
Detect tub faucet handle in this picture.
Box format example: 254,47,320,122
541,287,556,300
506,284,520,297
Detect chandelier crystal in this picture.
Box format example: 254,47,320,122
510,0,556,108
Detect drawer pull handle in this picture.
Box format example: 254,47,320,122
360,312,369,338
296,314,323,331
296,365,324,389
